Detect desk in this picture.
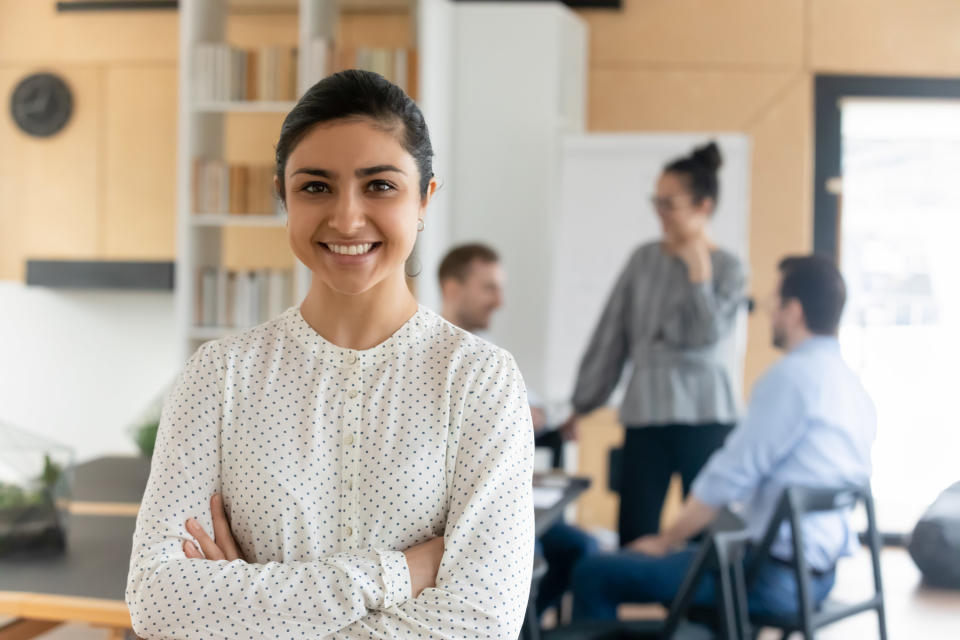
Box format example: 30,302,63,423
0,458,589,639
0,457,146,639
533,474,591,537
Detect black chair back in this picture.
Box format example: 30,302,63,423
745,485,887,640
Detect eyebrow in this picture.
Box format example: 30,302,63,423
290,165,406,179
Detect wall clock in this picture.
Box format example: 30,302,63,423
10,73,74,138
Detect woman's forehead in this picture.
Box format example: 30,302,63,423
287,120,412,170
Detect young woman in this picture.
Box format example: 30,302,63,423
126,71,535,639
561,142,747,548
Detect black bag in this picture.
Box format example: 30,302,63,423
908,481,960,588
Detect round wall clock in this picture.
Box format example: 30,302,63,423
10,73,73,138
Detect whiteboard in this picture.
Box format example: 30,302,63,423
543,133,752,406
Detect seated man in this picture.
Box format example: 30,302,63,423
438,243,597,618
572,255,876,620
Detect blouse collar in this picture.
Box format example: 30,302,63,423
282,305,428,365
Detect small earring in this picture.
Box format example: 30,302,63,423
417,219,425,232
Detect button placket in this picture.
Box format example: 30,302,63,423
341,350,362,548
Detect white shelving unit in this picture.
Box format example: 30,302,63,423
175,0,452,361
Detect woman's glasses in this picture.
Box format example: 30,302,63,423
650,195,692,215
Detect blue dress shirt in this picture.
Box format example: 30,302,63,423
692,336,876,571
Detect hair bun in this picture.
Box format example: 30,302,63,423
691,141,722,172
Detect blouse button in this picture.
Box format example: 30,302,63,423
348,389,359,399
347,353,358,365
345,526,353,537
344,434,355,446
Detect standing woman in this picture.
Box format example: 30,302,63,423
562,142,746,547
126,71,534,639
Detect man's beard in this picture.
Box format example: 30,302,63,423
772,325,787,350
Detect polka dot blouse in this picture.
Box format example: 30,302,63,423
125,306,535,639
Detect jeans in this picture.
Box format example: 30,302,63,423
535,522,599,617
571,546,836,621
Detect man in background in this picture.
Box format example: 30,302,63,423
438,243,597,619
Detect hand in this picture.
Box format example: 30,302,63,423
674,236,712,284
403,536,445,598
627,534,673,557
530,406,547,434
559,414,580,441
183,493,246,562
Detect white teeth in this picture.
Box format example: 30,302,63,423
327,243,374,256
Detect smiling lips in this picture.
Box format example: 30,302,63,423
321,242,381,256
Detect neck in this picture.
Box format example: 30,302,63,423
300,272,418,350
440,303,478,333
784,327,818,352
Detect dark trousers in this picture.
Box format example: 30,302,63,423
535,522,599,617
618,422,734,546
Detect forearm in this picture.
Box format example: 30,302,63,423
332,583,529,639
661,497,719,548
127,547,410,639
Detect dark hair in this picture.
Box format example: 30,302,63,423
663,141,722,207
438,243,500,284
778,255,847,335
274,70,434,202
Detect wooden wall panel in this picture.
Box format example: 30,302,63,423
0,67,101,281
101,65,178,260
0,0,176,64
743,74,812,390
589,69,795,131
810,0,960,75
579,0,804,68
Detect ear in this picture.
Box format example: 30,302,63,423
785,298,806,328
695,196,715,217
274,175,285,207
440,277,457,301
419,177,439,214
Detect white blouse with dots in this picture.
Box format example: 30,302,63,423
125,306,535,639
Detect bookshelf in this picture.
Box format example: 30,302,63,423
176,0,442,361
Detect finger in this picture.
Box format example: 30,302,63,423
186,518,225,561
210,494,241,559
183,540,203,559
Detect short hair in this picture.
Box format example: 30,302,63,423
778,255,847,335
437,243,499,284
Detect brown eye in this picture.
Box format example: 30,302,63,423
301,181,329,194
367,180,395,193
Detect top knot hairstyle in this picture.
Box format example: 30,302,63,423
663,141,723,207
274,70,434,203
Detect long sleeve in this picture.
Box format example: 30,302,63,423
691,367,806,507
660,254,746,349
333,351,536,639
125,343,413,639
571,252,636,414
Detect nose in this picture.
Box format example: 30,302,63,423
328,190,365,234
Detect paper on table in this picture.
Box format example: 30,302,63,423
533,486,564,509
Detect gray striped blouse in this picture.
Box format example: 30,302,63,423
572,242,747,427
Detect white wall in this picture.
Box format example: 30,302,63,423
0,282,181,463
414,0,455,312
450,2,587,394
